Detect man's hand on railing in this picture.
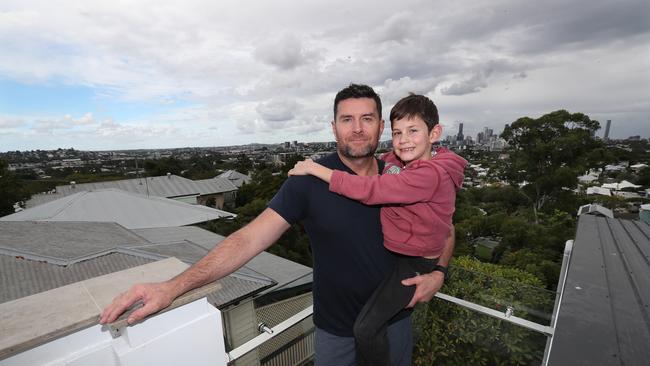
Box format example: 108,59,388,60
99,281,176,325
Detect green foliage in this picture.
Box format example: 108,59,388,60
501,110,601,220
636,167,650,186
144,157,185,176
413,256,552,365
201,165,313,267
0,159,27,216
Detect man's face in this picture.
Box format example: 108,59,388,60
332,98,384,159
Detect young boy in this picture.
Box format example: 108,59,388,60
288,94,467,366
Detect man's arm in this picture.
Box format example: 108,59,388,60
402,225,455,308
99,208,291,324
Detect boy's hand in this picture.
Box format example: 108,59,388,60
288,159,315,176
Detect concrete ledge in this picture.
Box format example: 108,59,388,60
0,257,221,360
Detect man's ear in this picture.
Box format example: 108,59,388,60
430,124,442,143
331,120,337,141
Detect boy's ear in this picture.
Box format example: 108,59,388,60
429,124,442,143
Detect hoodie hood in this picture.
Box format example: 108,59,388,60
431,147,467,189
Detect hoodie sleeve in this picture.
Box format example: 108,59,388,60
329,161,441,205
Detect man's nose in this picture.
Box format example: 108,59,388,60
352,119,363,133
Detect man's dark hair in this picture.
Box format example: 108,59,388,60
333,84,382,119
389,93,439,131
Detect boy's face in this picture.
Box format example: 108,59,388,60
391,116,441,164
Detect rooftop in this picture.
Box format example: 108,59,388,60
547,215,650,365
26,174,238,208
1,189,235,229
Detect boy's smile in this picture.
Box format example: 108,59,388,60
391,116,440,165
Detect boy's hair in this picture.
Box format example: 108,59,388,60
389,94,439,131
333,84,382,119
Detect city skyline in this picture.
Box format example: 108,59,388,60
1,0,649,151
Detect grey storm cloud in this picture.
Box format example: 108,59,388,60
370,12,419,44
254,35,314,70
440,70,493,96
256,99,300,122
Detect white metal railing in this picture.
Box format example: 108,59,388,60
228,240,576,362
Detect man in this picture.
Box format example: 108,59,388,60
100,84,454,365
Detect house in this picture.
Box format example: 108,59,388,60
0,221,313,365
577,204,614,218
26,174,239,209
473,237,500,261
218,170,252,188
640,204,650,224
1,189,235,229
586,186,611,196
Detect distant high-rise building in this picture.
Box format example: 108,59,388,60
456,123,464,141
604,120,612,140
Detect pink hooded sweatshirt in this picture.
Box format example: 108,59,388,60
329,147,467,257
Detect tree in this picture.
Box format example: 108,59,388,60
413,256,553,365
501,110,601,222
0,159,26,216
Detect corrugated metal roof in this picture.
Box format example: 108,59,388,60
0,252,272,308
217,170,252,188
132,226,313,290
132,226,226,250
548,215,650,365
26,174,238,208
0,252,154,304
1,189,235,229
0,221,148,262
0,221,300,308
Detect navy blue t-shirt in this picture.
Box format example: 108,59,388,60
269,153,408,336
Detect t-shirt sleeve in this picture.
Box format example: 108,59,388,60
268,176,309,225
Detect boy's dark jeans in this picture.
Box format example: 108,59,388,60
353,255,439,366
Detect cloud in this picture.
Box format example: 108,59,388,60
0,0,648,150
440,70,494,96
254,35,314,70
256,99,300,122
370,12,419,44
31,113,98,133
0,116,27,129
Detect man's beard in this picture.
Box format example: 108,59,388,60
339,141,378,159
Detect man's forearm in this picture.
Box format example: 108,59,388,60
167,208,290,297
437,225,455,267
167,229,257,296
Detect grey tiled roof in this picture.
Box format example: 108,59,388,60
548,215,650,365
26,174,238,208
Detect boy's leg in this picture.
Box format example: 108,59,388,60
387,315,413,366
353,257,417,366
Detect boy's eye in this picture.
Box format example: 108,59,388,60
392,131,401,137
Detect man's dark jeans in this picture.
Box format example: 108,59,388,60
353,255,439,366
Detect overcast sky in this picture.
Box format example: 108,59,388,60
1,0,648,151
